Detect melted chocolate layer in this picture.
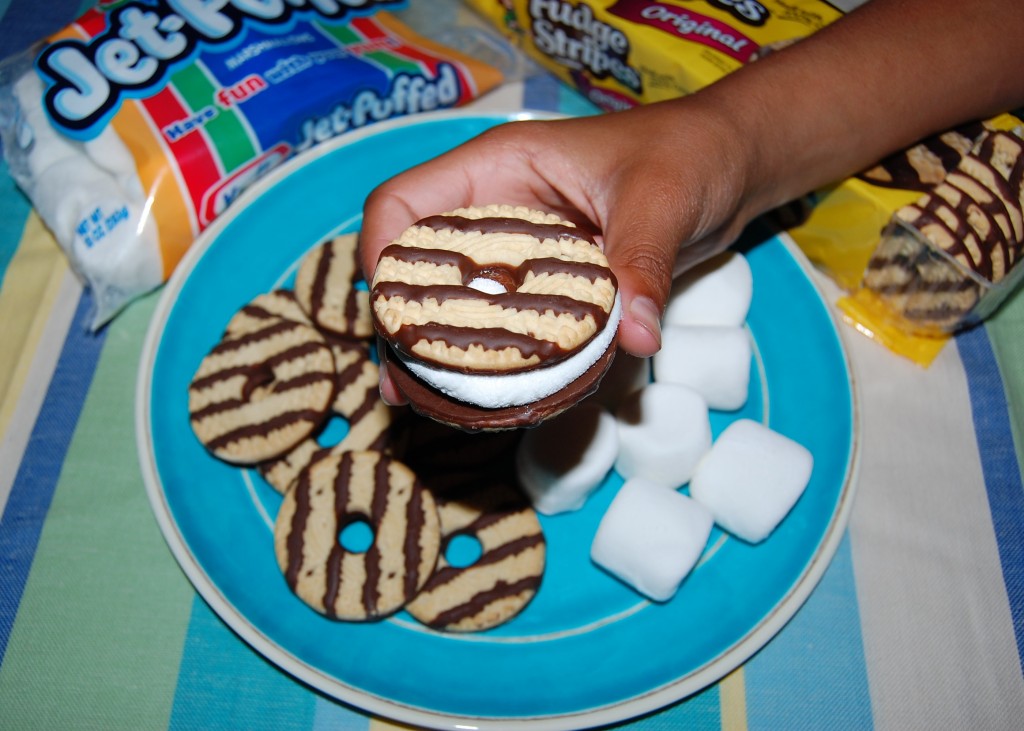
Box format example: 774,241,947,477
416,214,598,246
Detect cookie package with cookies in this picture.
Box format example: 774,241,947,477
782,111,1024,366
463,0,847,112
370,204,621,431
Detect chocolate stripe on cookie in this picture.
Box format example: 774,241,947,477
361,454,389,614
395,323,566,368
379,246,614,287
864,258,979,294
858,122,985,190
204,407,328,453
518,257,615,285
284,464,314,591
417,214,598,246
429,575,543,629
373,282,607,323
403,466,429,601
225,290,311,336
322,450,354,617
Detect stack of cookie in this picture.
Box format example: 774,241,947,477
187,233,547,632
863,129,1024,334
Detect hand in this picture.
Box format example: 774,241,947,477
360,101,756,402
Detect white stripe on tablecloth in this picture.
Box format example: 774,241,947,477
0,269,81,519
841,311,1024,728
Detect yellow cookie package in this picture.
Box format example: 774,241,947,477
464,0,845,109
788,115,1024,365
463,0,1024,365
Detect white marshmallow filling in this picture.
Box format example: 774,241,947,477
398,293,622,409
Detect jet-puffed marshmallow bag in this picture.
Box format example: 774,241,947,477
0,0,502,329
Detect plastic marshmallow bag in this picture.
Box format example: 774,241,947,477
0,0,502,329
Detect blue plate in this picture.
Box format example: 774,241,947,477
137,111,858,729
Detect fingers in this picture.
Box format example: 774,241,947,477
359,120,567,280
359,156,471,281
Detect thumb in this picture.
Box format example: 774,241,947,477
602,183,696,358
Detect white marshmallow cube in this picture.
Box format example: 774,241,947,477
664,251,753,328
653,325,752,411
591,478,713,602
516,402,619,515
614,383,711,488
690,419,814,544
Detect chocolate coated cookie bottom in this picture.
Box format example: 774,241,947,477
379,339,619,432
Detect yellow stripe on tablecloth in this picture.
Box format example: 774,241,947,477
0,213,70,439
720,666,749,731
362,668,750,730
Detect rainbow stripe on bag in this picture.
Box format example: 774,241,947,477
37,2,500,279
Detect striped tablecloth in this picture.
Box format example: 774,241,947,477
2,2,1023,729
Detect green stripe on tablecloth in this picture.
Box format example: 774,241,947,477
0,292,194,729
169,596,326,730
987,285,1024,467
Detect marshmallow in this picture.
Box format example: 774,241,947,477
10,70,158,326
664,251,753,328
33,158,121,245
614,383,711,488
591,478,713,602
402,293,622,409
84,128,146,201
690,419,814,544
653,325,752,411
516,401,618,515
14,73,83,177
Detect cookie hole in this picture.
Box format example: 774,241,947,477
339,519,374,553
317,415,350,447
466,266,515,295
243,364,276,401
445,533,483,568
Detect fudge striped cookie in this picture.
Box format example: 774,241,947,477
864,130,1024,332
406,478,545,632
224,289,312,336
370,204,621,429
274,450,440,621
295,233,375,340
188,317,336,464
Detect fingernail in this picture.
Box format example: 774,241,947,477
629,295,662,349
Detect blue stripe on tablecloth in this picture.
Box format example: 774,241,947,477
171,596,370,730
618,683,721,729
957,324,1024,673
745,533,873,730
0,288,105,664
